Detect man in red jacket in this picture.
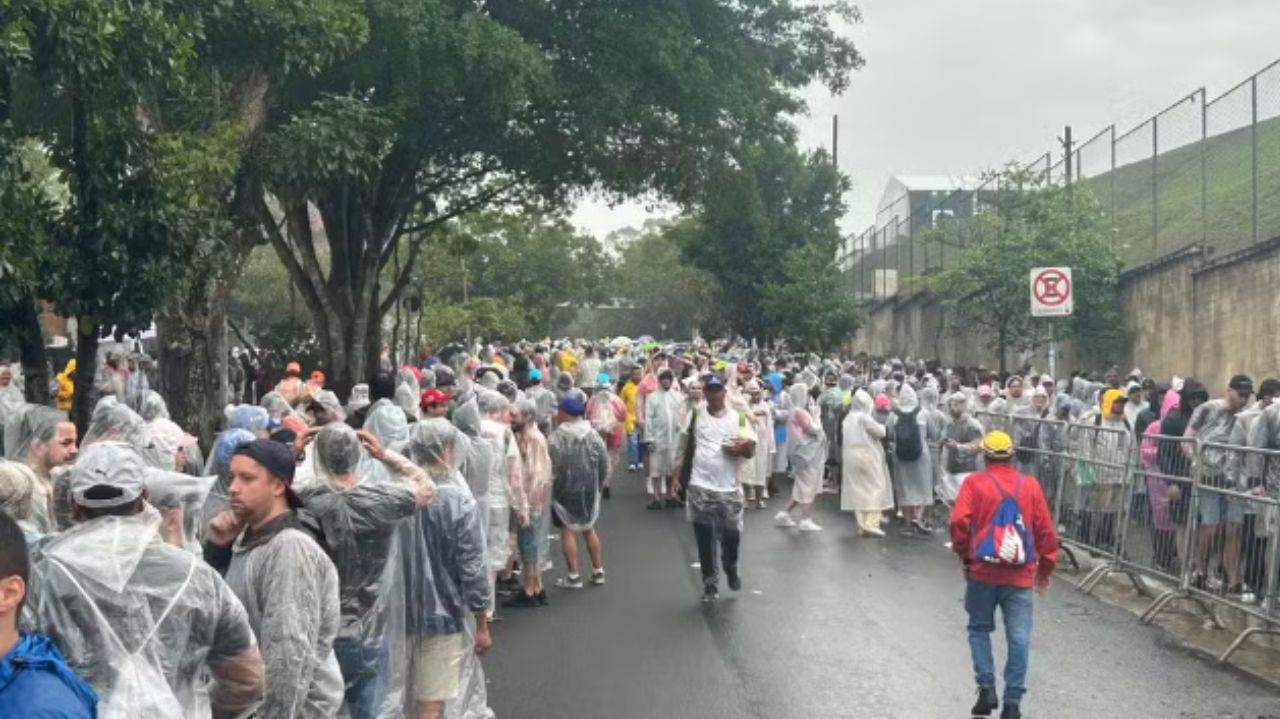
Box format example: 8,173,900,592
950,431,1059,719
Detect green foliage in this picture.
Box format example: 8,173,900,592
675,141,855,348
921,167,1130,369
410,211,614,343
761,243,863,350
613,220,720,337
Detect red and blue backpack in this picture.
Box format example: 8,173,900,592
973,472,1036,566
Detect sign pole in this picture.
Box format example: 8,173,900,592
1048,323,1057,383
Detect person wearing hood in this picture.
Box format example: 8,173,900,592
940,393,985,504
548,397,609,590
204,439,344,719
585,377,627,497
505,399,553,609
776,383,827,532
838,389,893,536
523,370,556,436
742,380,775,510
1124,381,1148,431
893,385,938,534
0,510,98,718
11,407,77,534
643,369,684,510
1141,388,1186,573
291,424,435,719
818,373,847,493
394,419,493,719
1073,388,1132,551
29,442,265,718
277,362,306,407
55,359,77,412
475,389,527,608
919,386,950,502
346,371,397,430
1000,376,1030,417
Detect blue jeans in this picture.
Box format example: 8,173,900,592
627,432,641,466
334,636,389,719
964,581,1034,705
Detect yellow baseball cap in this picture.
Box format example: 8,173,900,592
981,431,1015,460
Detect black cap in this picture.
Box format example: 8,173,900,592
1259,378,1280,399
232,438,304,509
704,375,726,391
1229,374,1254,395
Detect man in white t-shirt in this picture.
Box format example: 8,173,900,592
675,375,755,603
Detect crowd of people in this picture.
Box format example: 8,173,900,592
0,339,1275,718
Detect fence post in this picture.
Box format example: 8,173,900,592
1152,114,1160,258
1252,74,1259,244
1200,90,1208,247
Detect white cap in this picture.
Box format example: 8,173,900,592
70,441,146,508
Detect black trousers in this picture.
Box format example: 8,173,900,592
693,521,740,587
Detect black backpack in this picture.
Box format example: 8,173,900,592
895,409,923,461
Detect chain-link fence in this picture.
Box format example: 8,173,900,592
841,58,1280,294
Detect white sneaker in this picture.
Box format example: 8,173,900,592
797,519,823,532
774,511,797,528
863,526,886,537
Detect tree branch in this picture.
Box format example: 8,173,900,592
394,179,520,240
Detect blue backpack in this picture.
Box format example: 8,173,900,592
973,472,1036,566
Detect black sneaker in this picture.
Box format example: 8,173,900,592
503,591,545,609
971,686,998,716
495,576,521,594
537,590,548,605
999,704,1020,719
726,570,742,592
646,500,663,510
702,584,719,603
602,486,612,500
912,519,934,536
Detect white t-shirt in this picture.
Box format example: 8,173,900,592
688,407,744,492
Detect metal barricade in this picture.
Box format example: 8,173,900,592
1172,443,1280,661
1009,415,1070,520
1095,434,1205,607
1057,423,1134,587
973,411,1011,435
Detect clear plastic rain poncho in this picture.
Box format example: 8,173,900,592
297,423,430,719
226,404,270,434
0,458,41,542
476,389,523,572
28,503,262,719
386,419,493,719
395,369,422,422
0,392,26,460
9,406,69,531
135,390,170,422
547,418,609,531
145,467,218,554
512,400,553,567
260,391,294,424
362,398,412,484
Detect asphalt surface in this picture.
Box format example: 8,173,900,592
485,473,1280,719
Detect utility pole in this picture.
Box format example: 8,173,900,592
1059,125,1074,192
832,115,839,167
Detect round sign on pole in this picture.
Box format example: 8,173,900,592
1030,267,1073,317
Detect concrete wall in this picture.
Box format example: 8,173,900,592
855,239,1280,386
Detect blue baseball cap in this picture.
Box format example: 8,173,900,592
558,397,586,417
528,369,543,382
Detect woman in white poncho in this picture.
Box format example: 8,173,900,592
841,389,893,537
775,383,826,532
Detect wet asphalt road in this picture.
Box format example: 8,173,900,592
485,474,1280,719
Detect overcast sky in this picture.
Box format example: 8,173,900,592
571,0,1280,236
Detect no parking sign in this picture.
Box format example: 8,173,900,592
1030,267,1073,317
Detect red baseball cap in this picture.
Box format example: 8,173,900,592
420,389,451,410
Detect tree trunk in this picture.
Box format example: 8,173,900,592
71,324,98,435
157,239,248,447
0,298,51,404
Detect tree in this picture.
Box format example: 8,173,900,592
676,141,856,346
409,211,614,346
921,166,1130,372
614,220,721,338
254,0,864,396
761,243,863,350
